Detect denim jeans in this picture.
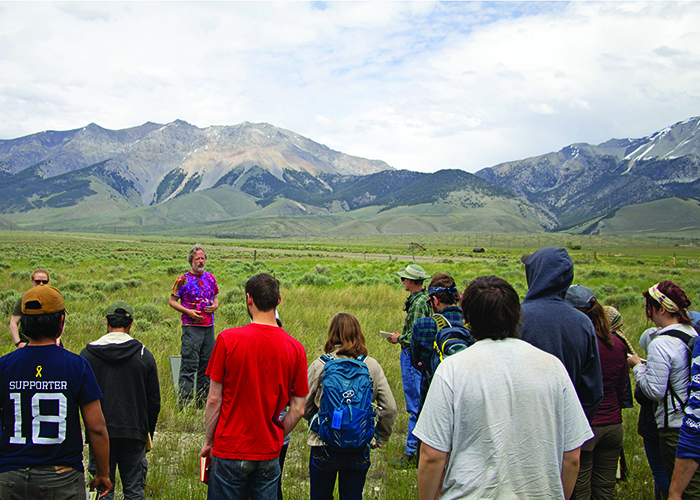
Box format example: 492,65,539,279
309,446,370,500
400,348,422,455
643,437,670,500
0,466,85,500
179,325,215,406
89,438,147,500
208,456,280,500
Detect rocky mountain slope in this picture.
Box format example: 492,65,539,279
1,116,699,236
0,120,392,206
476,116,700,227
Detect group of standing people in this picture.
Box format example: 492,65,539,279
0,276,161,500
2,243,700,500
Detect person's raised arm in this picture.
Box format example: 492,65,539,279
418,442,448,500
200,380,223,460
81,400,112,498
562,447,581,500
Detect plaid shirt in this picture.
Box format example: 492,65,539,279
398,289,431,349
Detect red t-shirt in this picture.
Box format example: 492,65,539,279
206,322,309,460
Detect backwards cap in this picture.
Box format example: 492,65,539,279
22,286,65,315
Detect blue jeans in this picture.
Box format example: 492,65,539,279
309,447,370,500
400,348,422,455
0,466,85,500
208,456,280,500
644,437,670,500
179,325,215,406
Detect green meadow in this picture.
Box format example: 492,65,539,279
1,230,699,499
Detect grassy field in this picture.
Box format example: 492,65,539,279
1,231,699,499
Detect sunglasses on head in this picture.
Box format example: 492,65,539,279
33,279,49,284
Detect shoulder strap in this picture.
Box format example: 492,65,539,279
319,354,334,364
357,354,367,362
658,329,695,427
659,329,694,348
432,314,451,331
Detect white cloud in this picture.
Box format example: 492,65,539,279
0,1,699,173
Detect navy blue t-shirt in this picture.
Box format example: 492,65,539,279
0,344,102,472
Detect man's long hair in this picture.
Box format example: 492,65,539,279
461,275,520,341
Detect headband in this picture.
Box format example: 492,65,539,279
429,285,458,297
648,284,680,313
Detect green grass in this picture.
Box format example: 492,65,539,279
0,231,699,498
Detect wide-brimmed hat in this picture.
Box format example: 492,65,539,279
106,301,134,319
396,264,430,281
565,285,596,309
22,285,65,315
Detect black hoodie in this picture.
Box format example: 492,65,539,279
81,333,161,442
520,247,603,422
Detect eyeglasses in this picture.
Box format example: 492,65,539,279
33,279,49,285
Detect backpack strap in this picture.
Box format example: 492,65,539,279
357,354,367,362
659,329,694,347
657,329,695,427
432,314,451,331
319,354,334,364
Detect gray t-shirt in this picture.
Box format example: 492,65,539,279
414,338,592,500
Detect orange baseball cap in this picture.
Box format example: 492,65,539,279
22,285,65,315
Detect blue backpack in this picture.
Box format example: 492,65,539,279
310,354,376,451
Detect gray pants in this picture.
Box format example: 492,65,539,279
179,324,215,407
89,438,147,500
0,466,85,500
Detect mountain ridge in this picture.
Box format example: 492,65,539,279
1,116,699,237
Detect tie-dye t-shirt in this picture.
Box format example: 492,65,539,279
172,271,219,327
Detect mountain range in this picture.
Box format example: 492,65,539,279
0,117,699,237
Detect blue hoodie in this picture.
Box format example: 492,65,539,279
520,247,603,422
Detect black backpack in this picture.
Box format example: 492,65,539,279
426,314,475,382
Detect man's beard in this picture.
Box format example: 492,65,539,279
193,264,205,272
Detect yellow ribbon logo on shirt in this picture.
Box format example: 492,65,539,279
35,366,42,378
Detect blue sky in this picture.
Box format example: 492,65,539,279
1,1,699,173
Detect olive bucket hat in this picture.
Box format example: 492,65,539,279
395,264,431,281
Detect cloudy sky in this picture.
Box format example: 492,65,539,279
1,1,699,173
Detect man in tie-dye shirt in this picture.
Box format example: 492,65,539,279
169,244,219,408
